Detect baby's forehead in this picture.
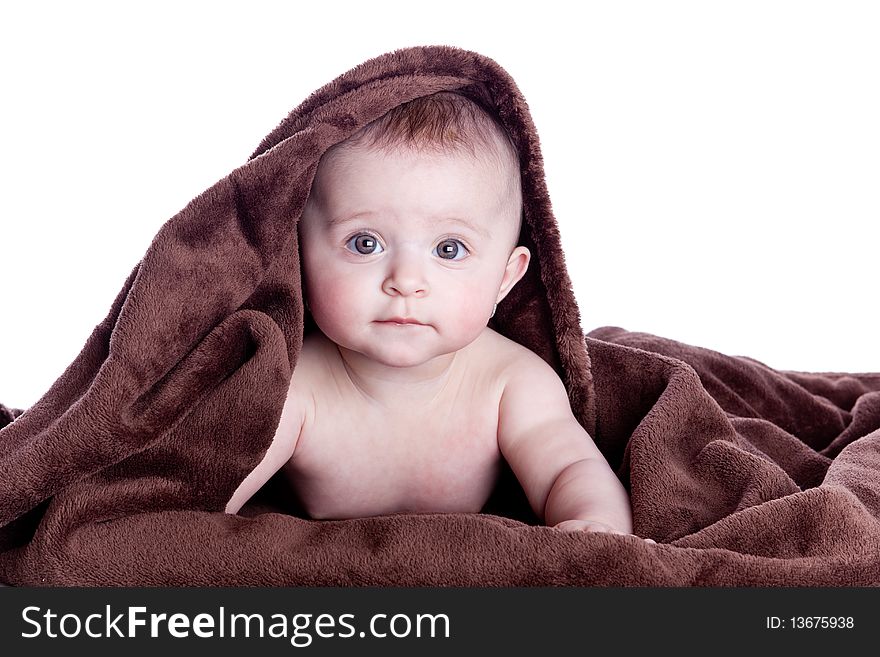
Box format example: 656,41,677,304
328,140,517,192
308,140,522,235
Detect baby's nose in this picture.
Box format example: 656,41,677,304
383,250,428,296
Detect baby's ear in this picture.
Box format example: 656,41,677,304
497,246,530,301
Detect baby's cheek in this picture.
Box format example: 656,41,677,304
450,292,493,333
304,273,349,324
317,283,360,324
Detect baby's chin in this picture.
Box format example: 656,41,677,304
358,342,457,369
342,331,476,367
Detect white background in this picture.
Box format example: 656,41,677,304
1,1,878,410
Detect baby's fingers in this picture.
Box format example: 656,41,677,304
553,519,617,534
553,520,657,543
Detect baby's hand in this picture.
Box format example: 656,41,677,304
553,519,656,544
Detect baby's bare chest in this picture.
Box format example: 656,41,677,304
283,378,505,520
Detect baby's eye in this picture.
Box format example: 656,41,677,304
435,238,469,261
345,233,384,255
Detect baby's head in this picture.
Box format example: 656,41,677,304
299,91,530,366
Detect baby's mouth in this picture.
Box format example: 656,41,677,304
376,317,426,326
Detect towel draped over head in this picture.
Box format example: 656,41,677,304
3,45,880,586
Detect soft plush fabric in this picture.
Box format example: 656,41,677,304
2,45,880,586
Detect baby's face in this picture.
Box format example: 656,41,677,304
298,143,529,367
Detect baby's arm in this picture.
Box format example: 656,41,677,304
498,351,635,536
225,376,307,515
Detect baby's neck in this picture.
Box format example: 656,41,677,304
333,342,459,409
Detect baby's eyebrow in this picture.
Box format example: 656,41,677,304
327,211,489,238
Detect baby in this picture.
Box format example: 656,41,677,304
226,92,642,539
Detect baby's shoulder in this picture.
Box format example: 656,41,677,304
479,327,548,382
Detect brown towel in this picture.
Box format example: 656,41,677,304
2,45,880,586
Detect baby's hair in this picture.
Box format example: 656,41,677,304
347,91,514,165
325,91,523,250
